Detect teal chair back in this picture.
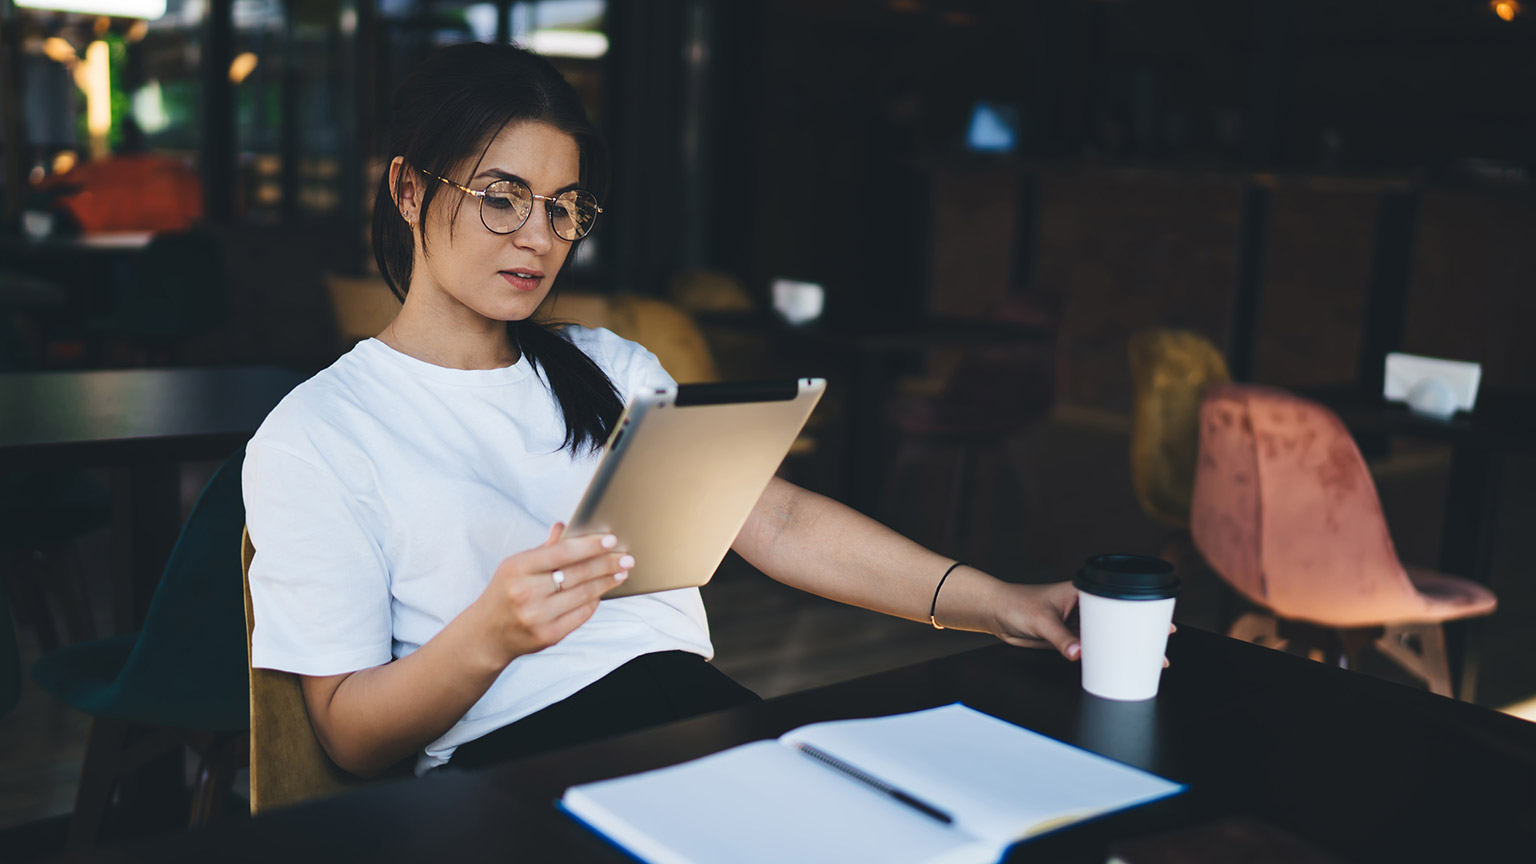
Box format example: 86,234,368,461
98,229,227,340
31,447,250,731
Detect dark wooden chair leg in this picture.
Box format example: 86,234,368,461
1337,627,1381,674
67,717,130,852
1455,617,1485,703
189,731,249,827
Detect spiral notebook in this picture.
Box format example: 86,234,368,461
558,703,1186,864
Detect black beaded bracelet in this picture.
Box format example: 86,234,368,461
928,561,967,630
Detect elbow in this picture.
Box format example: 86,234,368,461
304,694,401,779
314,726,397,780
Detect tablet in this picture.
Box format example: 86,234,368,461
563,378,825,598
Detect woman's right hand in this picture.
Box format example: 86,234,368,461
473,522,632,665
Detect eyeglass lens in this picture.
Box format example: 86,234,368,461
481,179,599,240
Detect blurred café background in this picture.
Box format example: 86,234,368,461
1,0,1534,856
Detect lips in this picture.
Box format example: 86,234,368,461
500,269,545,292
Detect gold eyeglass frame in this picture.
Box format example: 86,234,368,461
416,167,603,241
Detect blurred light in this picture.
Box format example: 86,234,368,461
77,40,111,158
1501,695,1536,721
519,29,607,59
229,52,259,84
41,36,79,65
16,0,165,18
465,3,498,42
53,151,79,175
132,80,169,133
1491,1,1522,20
126,20,149,42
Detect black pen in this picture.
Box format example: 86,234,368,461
794,743,954,825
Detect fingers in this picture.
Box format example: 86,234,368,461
1034,614,1081,662
996,582,1082,661
548,552,634,596
1038,582,1082,661
512,530,622,578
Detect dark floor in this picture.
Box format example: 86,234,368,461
2,404,1533,860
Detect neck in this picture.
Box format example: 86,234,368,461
380,306,521,370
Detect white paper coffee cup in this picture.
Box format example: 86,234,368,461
1074,554,1179,701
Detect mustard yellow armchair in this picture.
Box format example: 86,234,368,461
242,528,377,813
1127,327,1231,531
541,291,721,384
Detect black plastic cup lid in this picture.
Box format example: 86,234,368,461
1073,554,1180,600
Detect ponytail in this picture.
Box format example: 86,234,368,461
508,319,624,454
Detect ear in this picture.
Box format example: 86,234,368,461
388,156,421,226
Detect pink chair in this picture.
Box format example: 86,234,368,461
1189,382,1496,697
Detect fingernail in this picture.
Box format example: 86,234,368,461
618,555,635,569
601,534,618,549
614,571,629,582
1067,642,1081,660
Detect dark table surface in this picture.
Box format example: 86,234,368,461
0,365,307,627
0,366,305,470
66,627,1536,863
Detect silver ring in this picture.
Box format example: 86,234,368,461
551,570,566,591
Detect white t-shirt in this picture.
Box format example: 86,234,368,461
243,329,714,774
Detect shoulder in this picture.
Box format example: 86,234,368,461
561,323,645,363
251,342,392,462
559,325,674,396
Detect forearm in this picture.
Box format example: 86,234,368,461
305,599,508,777
733,477,1007,634
305,528,627,777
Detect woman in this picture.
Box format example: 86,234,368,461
243,42,1081,779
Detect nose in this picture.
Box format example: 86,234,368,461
511,199,556,254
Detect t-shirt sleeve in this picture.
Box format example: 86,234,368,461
243,440,394,676
572,326,677,400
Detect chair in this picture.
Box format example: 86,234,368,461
1189,382,1497,697
665,268,781,384
84,228,228,366
240,527,375,814
325,271,402,353
30,449,252,849
1126,328,1231,591
542,291,722,384
881,293,1058,560
1128,328,1231,530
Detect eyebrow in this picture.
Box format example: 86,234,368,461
472,168,582,195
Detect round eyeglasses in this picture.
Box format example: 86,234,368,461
418,168,602,241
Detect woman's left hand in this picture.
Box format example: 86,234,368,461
990,581,1175,667
991,581,1083,660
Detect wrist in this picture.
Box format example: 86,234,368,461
455,595,517,675
930,563,1008,635
928,561,968,630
